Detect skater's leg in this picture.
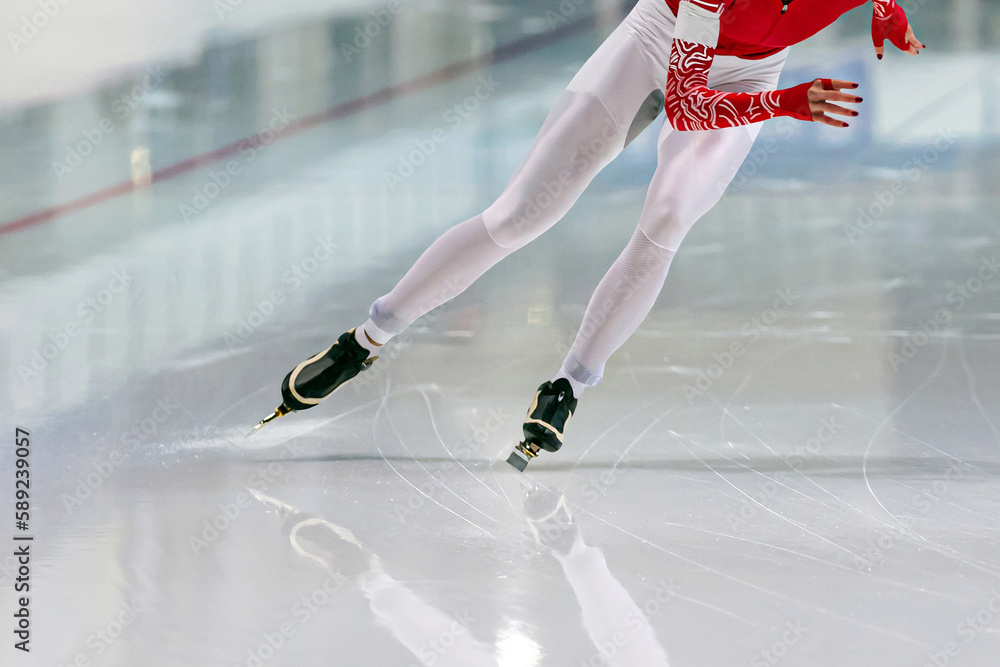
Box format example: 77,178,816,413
637,49,791,251
557,227,676,394
359,89,637,349
555,50,790,392
263,11,674,424
556,125,763,391
481,0,676,248
357,2,677,350
363,214,509,341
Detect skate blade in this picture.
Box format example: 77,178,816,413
506,450,529,472
507,439,540,472
246,404,291,437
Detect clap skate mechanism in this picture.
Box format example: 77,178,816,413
506,440,541,472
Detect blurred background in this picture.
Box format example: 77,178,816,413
1,0,999,665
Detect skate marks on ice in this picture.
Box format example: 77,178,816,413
507,362,997,654
540,419,944,647
548,429,938,647
374,379,507,537
227,331,1000,662
721,344,998,558
512,434,923,650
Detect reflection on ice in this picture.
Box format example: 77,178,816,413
250,483,676,667
523,483,671,667
253,489,500,666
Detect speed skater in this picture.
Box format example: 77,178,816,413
249,0,924,471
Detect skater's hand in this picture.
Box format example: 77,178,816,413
874,22,925,58
807,79,863,128
872,0,924,59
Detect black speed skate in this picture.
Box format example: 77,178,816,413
506,378,578,471
248,328,377,435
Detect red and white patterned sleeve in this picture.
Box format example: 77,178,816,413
871,0,910,55
664,0,814,131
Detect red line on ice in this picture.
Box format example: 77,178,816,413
0,13,601,237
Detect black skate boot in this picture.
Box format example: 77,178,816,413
506,378,578,471
248,328,378,435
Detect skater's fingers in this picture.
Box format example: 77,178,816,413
807,82,862,122
819,102,858,118
904,39,923,55
807,81,860,106
906,25,925,51
812,111,850,129
820,90,864,105
828,79,860,92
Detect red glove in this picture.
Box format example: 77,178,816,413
871,0,910,57
773,81,815,122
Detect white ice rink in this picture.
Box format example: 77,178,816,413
2,0,1000,665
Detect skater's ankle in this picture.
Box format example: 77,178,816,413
354,320,392,358
551,371,588,398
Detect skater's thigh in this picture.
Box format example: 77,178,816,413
564,12,672,125
637,50,788,251
638,123,761,251
483,20,668,248
483,90,625,247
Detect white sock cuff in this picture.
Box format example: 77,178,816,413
360,319,392,345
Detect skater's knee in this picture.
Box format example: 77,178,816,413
483,93,626,248
481,208,550,249
637,213,694,252
482,173,588,248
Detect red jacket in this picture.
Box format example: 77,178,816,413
665,0,868,58
662,0,911,130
